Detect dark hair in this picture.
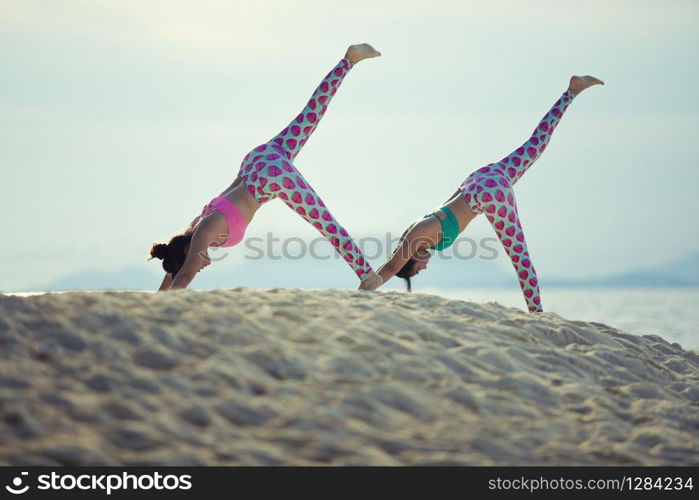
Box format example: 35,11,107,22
395,258,417,292
149,233,192,276
391,226,418,292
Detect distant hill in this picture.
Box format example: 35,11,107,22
16,252,514,292
547,251,699,288
11,250,699,293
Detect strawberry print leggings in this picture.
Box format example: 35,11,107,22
237,58,373,280
460,90,576,312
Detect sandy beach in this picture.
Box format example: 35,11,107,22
1,288,697,466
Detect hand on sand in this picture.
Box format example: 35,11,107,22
358,271,383,291
345,43,381,65
568,75,604,96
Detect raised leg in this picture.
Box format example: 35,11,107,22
269,59,351,162
269,44,381,162
497,90,575,185
497,75,603,185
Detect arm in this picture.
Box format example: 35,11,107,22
375,237,413,286
371,223,421,287
157,273,174,292
170,226,213,290
370,219,440,288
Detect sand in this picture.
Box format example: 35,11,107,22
0,288,698,466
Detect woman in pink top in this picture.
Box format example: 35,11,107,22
150,44,384,291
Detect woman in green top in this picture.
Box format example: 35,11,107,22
364,75,603,313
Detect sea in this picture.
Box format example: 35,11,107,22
422,287,699,350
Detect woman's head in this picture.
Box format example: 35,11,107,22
149,233,192,276
395,247,432,292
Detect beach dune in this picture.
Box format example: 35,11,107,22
0,289,697,466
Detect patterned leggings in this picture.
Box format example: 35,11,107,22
237,58,373,280
461,90,576,312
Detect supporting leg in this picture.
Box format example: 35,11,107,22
277,169,374,281
482,191,542,313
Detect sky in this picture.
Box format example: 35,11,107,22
1,0,698,291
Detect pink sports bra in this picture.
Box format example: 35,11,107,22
199,196,248,247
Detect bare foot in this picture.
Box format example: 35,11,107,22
568,75,604,96
358,271,383,290
345,43,381,65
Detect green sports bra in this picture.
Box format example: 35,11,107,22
424,206,461,251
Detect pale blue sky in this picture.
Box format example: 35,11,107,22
1,0,698,290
